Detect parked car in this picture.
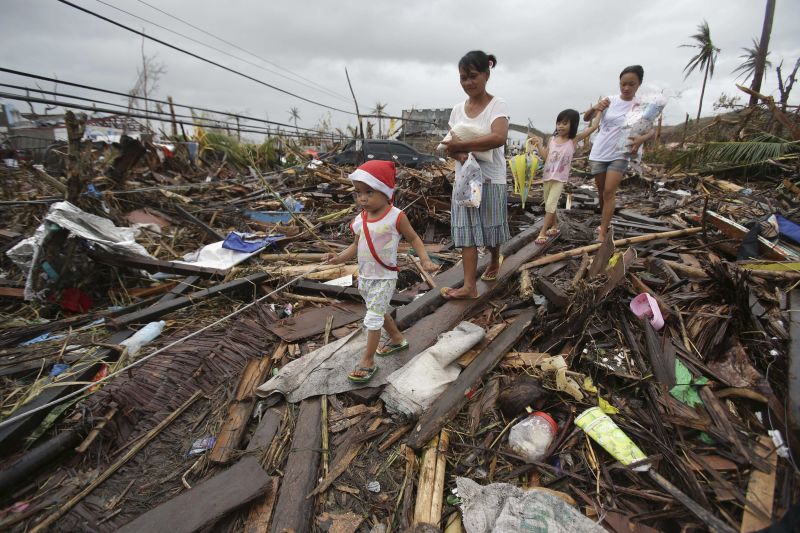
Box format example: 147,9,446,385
328,139,445,168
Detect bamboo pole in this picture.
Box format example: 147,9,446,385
413,430,449,527
520,227,703,271
31,391,202,532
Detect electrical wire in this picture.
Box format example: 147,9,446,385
0,91,346,141
0,82,332,137
55,0,358,116
0,67,333,133
133,0,352,103
0,264,337,430
93,0,350,104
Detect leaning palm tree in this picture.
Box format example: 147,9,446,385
372,102,387,139
733,38,772,84
288,107,301,137
681,20,721,121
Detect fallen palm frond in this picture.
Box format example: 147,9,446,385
672,132,800,172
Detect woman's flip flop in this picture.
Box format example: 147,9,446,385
376,339,409,357
440,287,479,300
348,365,377,383
480,255,504,282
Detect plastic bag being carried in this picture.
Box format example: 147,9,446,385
508,139,539,207
454,154,483,208
437,123,493,162
616,93,667,157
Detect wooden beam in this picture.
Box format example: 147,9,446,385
117,457,271,533
111,273,268,329
406,310,535,450
291,279,413,305
87,248,229,279
701,211,799,261
413,430,449,527
789,290,800,435
535,278,569,309
269,398,322,533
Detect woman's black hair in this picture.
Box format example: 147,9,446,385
555,109,580,139
458,51,497,73
619,65,644,83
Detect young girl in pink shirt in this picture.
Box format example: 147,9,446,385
529,109,598,244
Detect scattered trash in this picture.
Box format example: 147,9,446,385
508,411,557,463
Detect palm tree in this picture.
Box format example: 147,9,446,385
681,20,721,121
733,38,773,84
749,0,775,105
288,107,300,136
372,102,387,139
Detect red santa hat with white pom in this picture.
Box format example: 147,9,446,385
348,160,396,200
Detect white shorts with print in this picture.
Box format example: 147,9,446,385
358,278,397,331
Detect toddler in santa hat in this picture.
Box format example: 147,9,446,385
323,160,438,383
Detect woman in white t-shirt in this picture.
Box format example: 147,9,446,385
583,65,656,242
440,50,510,300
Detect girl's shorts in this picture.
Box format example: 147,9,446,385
589,159,628,176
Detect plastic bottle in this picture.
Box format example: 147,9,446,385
120,320,166,357
508,411,557,463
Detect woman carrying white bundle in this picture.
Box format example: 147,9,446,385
440,50,510,300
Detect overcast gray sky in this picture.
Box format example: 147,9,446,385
2,0,799,140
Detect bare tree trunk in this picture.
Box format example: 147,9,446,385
749,0,776,106
65,111,87,204
697,62,709,121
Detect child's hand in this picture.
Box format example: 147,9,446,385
322,253,338,264
530,135,543,148
595,97,610,112
420,259,438,272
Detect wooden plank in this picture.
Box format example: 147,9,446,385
87,248,229,278
740,436,778,532
266,302,365,343
535,278,569,308
588,230,614,278
702,210,799,261
394,224,541,330
269,398,322,533
291,279,413,305
117,457,271,533
174,204,225,241
246,406,285,453
244,477,280,533
0,287,24,298
210,358,272,464
456,323,506,367
111,273,268,329
406,310,535,450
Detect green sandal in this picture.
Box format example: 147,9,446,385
348,365,377,383
376,339,409,357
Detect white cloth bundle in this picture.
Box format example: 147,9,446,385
437,123,493,162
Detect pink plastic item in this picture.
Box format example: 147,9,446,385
630,293,664,330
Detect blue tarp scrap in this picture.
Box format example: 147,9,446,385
222,232,284,253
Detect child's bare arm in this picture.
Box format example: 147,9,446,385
574,117,600,143
397,214,437,271
530,135,548,160
323,238,357,264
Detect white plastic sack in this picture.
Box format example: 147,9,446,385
454,154,483,208
616,93,668,158
173,240,264,270
381,321,484,417
457,477,606,533
437,123,493,162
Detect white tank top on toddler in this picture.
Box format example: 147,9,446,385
350,206,403,280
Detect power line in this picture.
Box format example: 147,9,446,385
93,0,350,104
0,68,336,134
0,67,438,128
0,80,330,136
56,0,358,116
0,91,347,141
134,0,352,103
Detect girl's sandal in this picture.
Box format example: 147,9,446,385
545,228,561,238
348,365,377,383
440,287,479,300
376,339,409,357
535,235,549,245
